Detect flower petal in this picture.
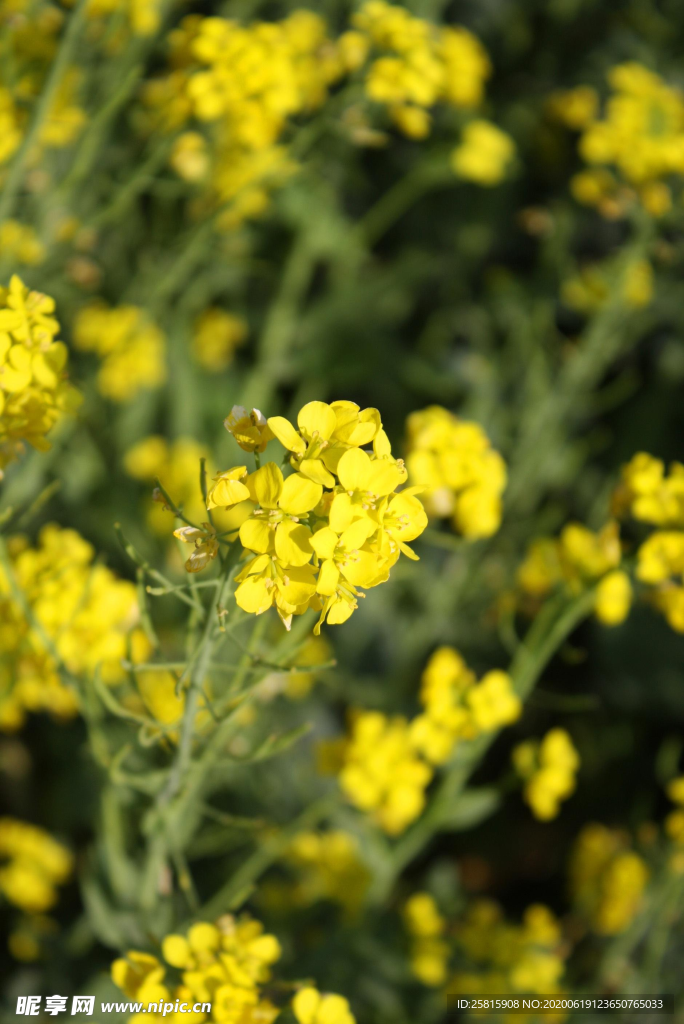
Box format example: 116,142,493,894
278,473,322,515
275,520,313,566
267,415,306,455
297,401,337,440
250,462,283,508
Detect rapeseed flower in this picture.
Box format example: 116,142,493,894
403,892,450,986
192,309,247,371
73,302,166,402
410,646,520,765
406,406,506,538
338,711,433,835
189,400,427,633
0,818,72,913
0,276,80,477
570,824,648,934
0,524,149,730
513,729,580,820
113,915,354,1024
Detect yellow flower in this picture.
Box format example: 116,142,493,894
403,892,450,986
268,400,383,487
570,824,648,934
451,120,515,186
224,405,273,453
514,729,580,820
406,406,506,538
339,711,433,835
0,524,150,730
595,569,632,625
0,276,80,476
292,988,355,1024
73,302,166,402
285,830,369,914
192,308,247,371
0,818,72,913
466,671,521,732
171,131,210,182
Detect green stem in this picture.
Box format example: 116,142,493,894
0,0,87,222
200,796,335,918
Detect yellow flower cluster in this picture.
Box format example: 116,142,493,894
73,302,166,402
189,401,427,634
143,10,342,227
614,453,684,632
513,729,580,820
570,824,648,935
451,120,515,186
0,0,85,166
337,650,518,835
112,915,355,1024
0,818,72,913
0,524,148,730
552,64,684,218
284,830,370,914
0,276,80,477
561,258,654,314
293,990,355,1024
142,3,512,228
337,710,433,836
191,308,247,372
403,892,450,986
405,406,507,539
452,900,565,996
356,2,488,131
411,646,521,766
517,520,632,626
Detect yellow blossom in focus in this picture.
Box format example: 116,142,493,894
73,302,166,402
202,401,426,633
0,818,72,913
224,405,273,453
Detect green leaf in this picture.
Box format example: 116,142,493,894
438,787,501,832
